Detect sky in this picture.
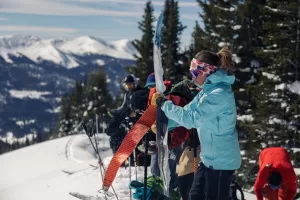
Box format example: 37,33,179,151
0,0,202,48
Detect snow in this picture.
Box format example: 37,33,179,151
214,5,236,12
15,119,36,127
239,67,250,72
261,143,267,148
232,25,242,30
218,42,230,47
210,32,220,37
0,34,40,63
265,6,279,12
20,40,79,69
0,34,137,68
233,34,239,39
232,53,241,64
9,90,51,99
275,82,300,95
237,115,254,122
0,132,37,145
246,75,256,84
288,81,300,95
281,102,287,108
0,134,257,200
59,36,136,60
291,148,300,153
45,106,61,113
268,117,287,125
262,72,281,81
95,59,105,66
88,101,93,111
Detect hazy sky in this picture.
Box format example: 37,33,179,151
0,0,202,48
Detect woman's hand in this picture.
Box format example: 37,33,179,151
151,93,167,107
151,93,162,106
151,122,157,134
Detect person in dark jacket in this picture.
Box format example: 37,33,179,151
106,74,142,156
109,74,142,116
105,108,128,154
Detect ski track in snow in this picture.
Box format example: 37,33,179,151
0,134,258,200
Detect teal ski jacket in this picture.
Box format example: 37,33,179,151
161,70,241,170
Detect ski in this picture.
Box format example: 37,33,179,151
153,12,170,197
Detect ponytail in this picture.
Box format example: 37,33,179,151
217,46,233,72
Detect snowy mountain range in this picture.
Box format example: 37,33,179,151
0,34,137,139
0,34,137,67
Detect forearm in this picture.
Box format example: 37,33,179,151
161,101,195,130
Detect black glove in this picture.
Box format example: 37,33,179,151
156,96,167,107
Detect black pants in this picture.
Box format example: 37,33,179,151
178,173,194,200
189,162,234,200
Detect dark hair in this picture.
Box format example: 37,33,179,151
194,46,233,72
268,171,282,187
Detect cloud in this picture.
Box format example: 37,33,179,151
113,19,137,26
0,0,142,16
181,14,201,20
0,25,77,33
64,0,198,7
0,18,9,21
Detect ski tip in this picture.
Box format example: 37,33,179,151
154,12,164,46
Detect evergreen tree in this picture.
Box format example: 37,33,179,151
253,0,300,155
161,0,186,82
57,93,72,137
90,67,113,117
128,1,155,86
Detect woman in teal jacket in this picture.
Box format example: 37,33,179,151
152,46,241,200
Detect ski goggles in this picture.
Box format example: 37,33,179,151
189,58,217,78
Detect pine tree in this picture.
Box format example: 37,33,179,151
92,67,113,116
57,93,72,137
69,81,84,134
253,0,300,156
129,1,155,86
196,0,240,51
233,0,300,190
161,0,186,82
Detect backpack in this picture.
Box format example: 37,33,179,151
161,80,200,150
129,176,180,200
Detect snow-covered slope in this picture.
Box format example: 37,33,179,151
20,39,79,69
0,34,40,63
0,133,257,200
59,36,136,60
0,34,136,67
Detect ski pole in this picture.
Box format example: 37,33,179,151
85,121,108,200
144,133,148,200
129,156,132,200
102,113,105,151
82,123,119,200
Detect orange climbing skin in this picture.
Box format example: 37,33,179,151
102,105,157,190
